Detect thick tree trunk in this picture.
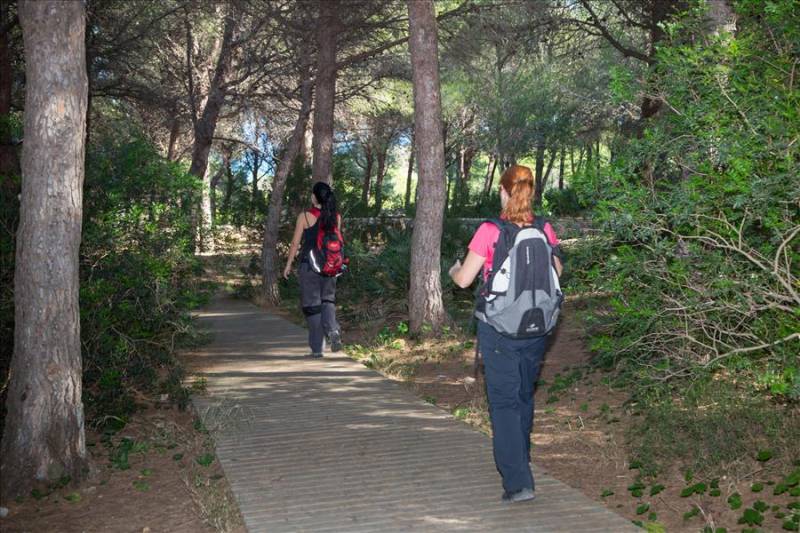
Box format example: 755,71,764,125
261,76,314,305
188,8,235,250
407,0,446,334
311,0,339,185
1,0,88,499
404,134,415,210
360,145,373,207
0,1,18,177
373,145,389,214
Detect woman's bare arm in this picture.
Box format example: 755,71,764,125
553,256,563,277
449,250,487,289
283,213,309,278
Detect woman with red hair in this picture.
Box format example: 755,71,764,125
450,164,563,503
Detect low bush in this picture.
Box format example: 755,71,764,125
80,130,209,427
571,0,799,400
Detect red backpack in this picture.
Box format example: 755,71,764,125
307,209,348,277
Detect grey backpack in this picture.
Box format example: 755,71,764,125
475,218,563,338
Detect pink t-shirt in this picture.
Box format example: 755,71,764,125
468,219,559,280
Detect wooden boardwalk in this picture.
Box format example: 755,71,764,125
188,295,637,532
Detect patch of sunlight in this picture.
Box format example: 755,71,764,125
345,423,389,430
200,311,259,318
420,516,475,526
366,408,448,420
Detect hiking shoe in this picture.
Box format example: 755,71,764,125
501,488,536,503
305,352,323,359
328,331,343,352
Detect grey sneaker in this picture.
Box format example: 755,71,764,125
328,331,343,352
501,488,536,503
306,352,323,359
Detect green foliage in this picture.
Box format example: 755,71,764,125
544,187,584,216
195,453,215,467
738,507,764,526
571,0,800,398
729,492,743,510
79,127,207,424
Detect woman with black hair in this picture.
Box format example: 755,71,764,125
283,181,343,357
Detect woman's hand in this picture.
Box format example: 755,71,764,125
283,263,292,279
451,251,486,289
448,259,462,279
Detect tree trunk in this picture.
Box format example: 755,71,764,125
188,7,235,250
209,174,219,225
251,150,262,220
360,145,373,207
460,146,475,205
558,148,565,190
404,133,415,210
585,142,593,168
311,0,338,185
534,143,545,197
536,149,557,205
569,147,575,175
373,145,388,214
0,1,18,177
222,152,234,216
407,0,447,334
596,138,601,171
166,109,180,161
484,154,498,196
261,75,314,305
1,0,89,499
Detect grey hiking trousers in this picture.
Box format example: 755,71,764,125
298,263,340,354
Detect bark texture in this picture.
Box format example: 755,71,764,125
1,0,89,499
311,0,339,185
261,76,314,305
407,0,446,334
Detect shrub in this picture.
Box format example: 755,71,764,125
544,187,584,216
571,0,800,400
80,130,206,426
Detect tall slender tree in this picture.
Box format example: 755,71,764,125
311,0,340,185
261,72,314,305
407,0,447,334
1,0,89,498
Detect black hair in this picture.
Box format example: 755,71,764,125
312,181,337,231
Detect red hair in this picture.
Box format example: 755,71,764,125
500,165,534,224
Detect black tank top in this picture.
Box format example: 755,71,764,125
300,212,319,263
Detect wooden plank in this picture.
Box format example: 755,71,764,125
189,296,637,532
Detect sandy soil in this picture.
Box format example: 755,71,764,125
1,400,245,533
